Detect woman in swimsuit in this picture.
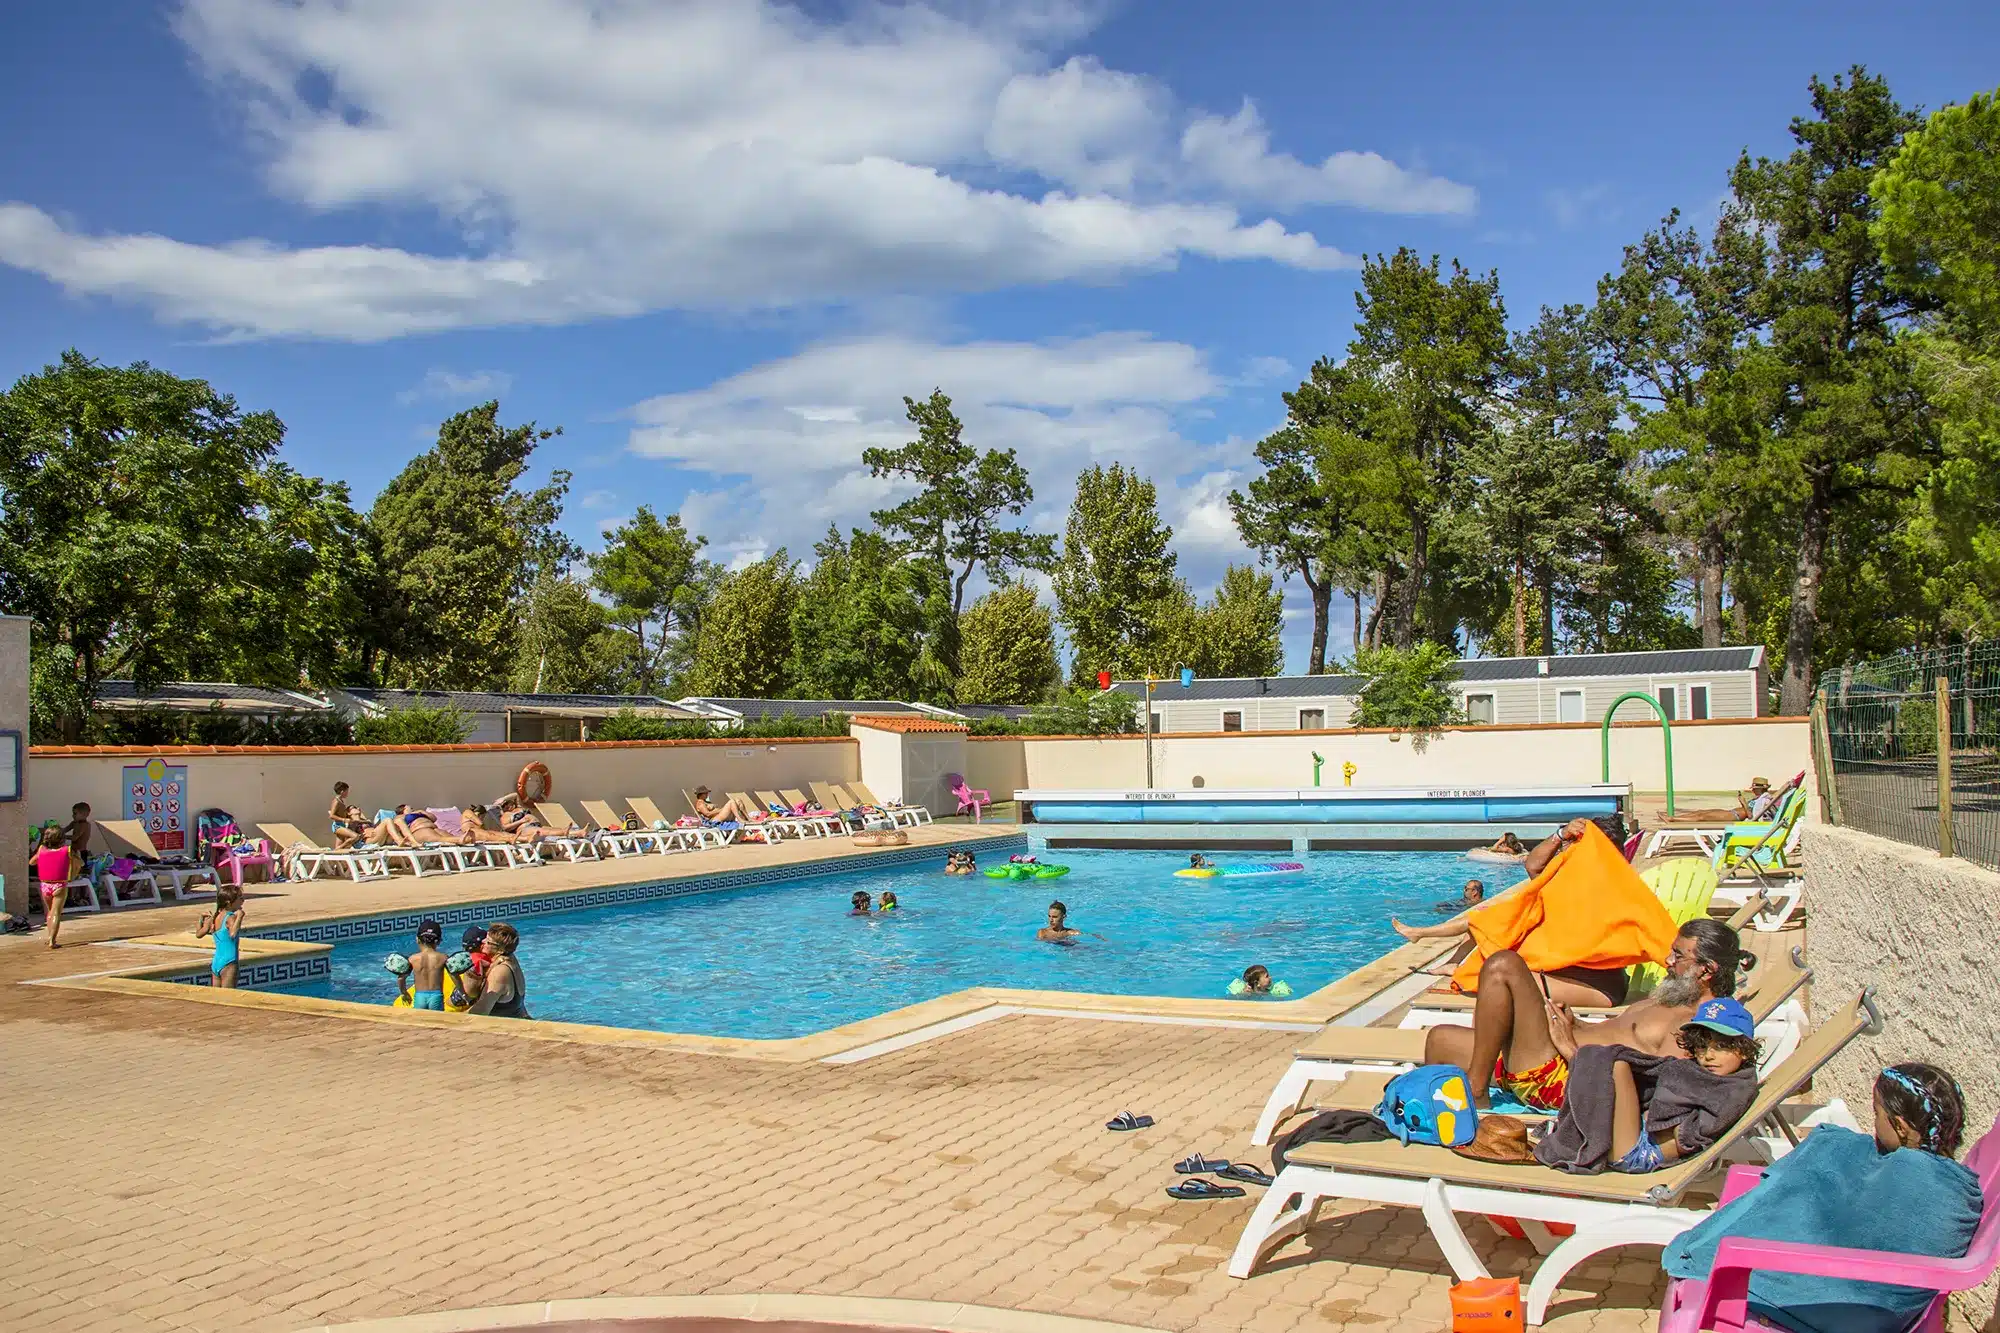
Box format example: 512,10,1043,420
328,782,370,849
466,922,530,1018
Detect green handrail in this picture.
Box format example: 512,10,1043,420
1601,690,1675,816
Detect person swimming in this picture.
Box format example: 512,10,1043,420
944,851,975,876
879,891,900,911
1189,853,1212,870
850,890,874,916
1434,878,1486,914
1227,964,1293,998
1036,900,1079,945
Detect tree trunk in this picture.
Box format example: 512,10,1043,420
1537,563,1555,656
1304,574,1331,675
1778,478,1832,716
1511,559,1527,658
1352,587,1363,659
1729,583,1748,641
1394,513,1428,650
1363,573,1390,650
1697,528,1725,649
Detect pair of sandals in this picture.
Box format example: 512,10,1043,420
1165,1153,1273,1200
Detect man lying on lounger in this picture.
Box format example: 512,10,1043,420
1391,817,1742,1109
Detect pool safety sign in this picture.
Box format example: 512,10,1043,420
123,757,189,853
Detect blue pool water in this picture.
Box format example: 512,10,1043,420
273,849,1523,1039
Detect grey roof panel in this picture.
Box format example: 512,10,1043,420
682,697,930,720
341,688,686,713
1111,647,1760,697
1109,676,1361,701
96,680,329,711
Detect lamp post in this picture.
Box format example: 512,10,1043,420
1144,675,1157,789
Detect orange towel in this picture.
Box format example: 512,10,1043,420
1451,822,1676,992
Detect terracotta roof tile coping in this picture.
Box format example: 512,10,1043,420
30,735,858,757
849,714,969,734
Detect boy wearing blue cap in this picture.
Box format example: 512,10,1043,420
1611,997,1761,1172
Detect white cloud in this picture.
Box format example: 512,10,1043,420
396,367,513,404
1180,102,1477,215
625,331,1247,580
1546,183,1617,231
0,0,1475,341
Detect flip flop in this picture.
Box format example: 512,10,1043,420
1166,1178,1246,1201
1216,1163,1273,1186
1174,1153,1231,1175
1105,1111,1155,1131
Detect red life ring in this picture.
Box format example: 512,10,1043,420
517,762,553,805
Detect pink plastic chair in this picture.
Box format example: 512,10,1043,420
1659,1120,2000,1333
948,774,991,822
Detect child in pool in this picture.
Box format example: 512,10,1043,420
1189,853,1212,870
879,892,900,911
1227,964,1293,998
33,826,80,949
850,891,874,916
944,851,974,876
195,884,246,988
397,919,449,1010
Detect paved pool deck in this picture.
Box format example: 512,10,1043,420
0,824,1730,1333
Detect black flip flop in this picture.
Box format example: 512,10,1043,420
1166,1178,1246,1200
1216,1162,1273,1186
1174,1153,1231,1175
1105,1111,1155,1131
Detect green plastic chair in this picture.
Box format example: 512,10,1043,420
1628,857,1721,995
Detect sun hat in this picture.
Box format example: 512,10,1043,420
1749,777,1771,791
1686,997,1755,1038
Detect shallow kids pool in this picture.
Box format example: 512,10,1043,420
270,848,1521,1039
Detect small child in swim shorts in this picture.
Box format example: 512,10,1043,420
399,919,448,1010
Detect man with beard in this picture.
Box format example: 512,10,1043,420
1422,917,1750,1111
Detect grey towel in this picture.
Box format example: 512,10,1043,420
1533,1044,1758,1174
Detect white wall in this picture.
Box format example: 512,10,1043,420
968,717,1810,806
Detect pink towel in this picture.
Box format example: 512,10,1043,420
426,807,464,837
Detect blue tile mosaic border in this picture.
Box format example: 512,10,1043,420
251,833,1027,949
168,955,330,989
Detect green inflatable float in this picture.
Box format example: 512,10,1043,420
984,862,1070,880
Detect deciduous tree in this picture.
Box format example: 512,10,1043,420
688,553,799,697
589,506,715,693
957,581,1061,705
1053,463,1180,682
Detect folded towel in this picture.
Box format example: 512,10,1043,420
1663,1126,1983,1333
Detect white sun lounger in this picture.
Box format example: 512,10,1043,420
848,780,933,826
1251,946,1813,1148
758,790,844,838
629,796,730,850
258,823,392,882
99,819,220,900
527,802,602,861
1231,988,1882,1325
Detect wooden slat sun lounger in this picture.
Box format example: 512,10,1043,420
1251,946,1813,1147
1232,988,1884,1325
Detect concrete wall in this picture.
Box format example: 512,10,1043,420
1800,824,2000,1138
967,716,1810,805
26,738,860,846
1,617,29,918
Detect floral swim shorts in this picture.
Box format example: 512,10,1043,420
1493,1052,1569,1112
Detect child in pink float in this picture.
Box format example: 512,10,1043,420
34,826,80,949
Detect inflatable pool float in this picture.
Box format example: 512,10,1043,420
984,862,1070,880
1466,847,1527,865
1174,861,1305,879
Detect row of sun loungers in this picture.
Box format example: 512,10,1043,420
261,781,934,884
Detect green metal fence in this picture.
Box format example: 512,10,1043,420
1818,641,2000,871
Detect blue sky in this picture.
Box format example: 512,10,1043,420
4,1,1996,671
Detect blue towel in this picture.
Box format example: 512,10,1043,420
1663,1127,1982,1333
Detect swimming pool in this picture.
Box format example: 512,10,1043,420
270,848,1522,1039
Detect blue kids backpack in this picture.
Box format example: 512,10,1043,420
1375,1064,1478,1147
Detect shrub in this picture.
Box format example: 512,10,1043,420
592,708,855,741
355,702,475,745
1346,643,1465,750
1018,688,1139,736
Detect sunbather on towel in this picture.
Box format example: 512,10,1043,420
1663,1063,1981,1333
493,795,580,843
1532,997,1760,1174
1426,914,1749,1112
691,787,749,822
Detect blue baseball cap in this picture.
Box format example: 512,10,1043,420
1686,997,1755,1038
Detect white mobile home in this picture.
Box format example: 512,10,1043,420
1111,646,1766,733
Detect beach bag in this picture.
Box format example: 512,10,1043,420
1449,1277,1522,1333
623,814,642,831
1375,1064,1477,1148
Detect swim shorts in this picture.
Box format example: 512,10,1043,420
410,990,445,1011
1493,1053,1569,1112
1614,1135,1665,1173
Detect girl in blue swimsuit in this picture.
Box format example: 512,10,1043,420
196,884,246,988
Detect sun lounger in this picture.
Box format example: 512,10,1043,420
526,802,603,861
257,823,391,883
97,820,218,899
90,820,170,906
813,782,897,830
758,790,843,837
629,795,730,850
578,799,679,855
780,789,849,836
848,780,933,826
727,791,820,840
1250,945,1813,1147
1230,988,1884,1327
